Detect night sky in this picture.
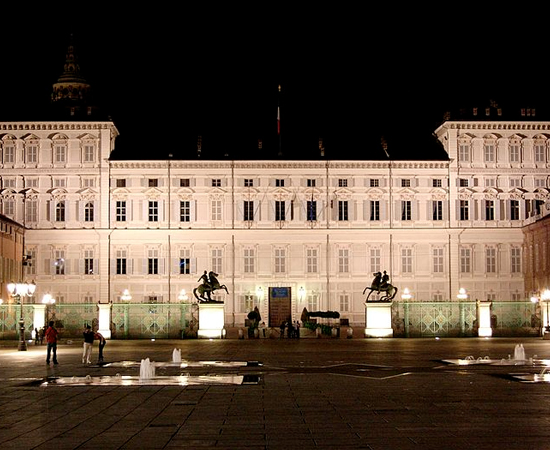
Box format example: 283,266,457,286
1,6,549,160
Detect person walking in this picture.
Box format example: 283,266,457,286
95,330,106,364
44,321,58,365
82,325,94,364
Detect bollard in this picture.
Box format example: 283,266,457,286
347,327,353,338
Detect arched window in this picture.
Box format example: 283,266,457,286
84,202,94,222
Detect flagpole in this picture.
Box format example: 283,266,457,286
277,84,282,156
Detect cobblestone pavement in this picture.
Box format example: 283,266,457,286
1,335,550,449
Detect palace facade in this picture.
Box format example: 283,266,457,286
1,41,549,333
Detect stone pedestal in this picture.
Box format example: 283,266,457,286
97,303,112,339
33,305,46,332
198,302,225,339
477,301,492,337
364,301,393,338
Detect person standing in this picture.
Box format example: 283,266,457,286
82,325,94,364
45,321,58,365
95,330,106,364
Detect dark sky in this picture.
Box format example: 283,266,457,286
1,6,549,160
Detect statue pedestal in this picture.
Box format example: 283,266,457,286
198,302,225,339
477,300,492,337
364,301,393,338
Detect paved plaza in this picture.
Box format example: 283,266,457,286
1,334,550,449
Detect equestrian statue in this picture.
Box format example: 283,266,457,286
193,270,229,302
363,270,398,302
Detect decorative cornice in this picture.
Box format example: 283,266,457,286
0,122,116,132
445,122,550,131
110,160,450,170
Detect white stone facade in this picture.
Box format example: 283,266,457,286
0,118,549,328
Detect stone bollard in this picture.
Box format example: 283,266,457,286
316,327,322,338
347,327,353,338
238,328,244,339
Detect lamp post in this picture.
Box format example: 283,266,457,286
401,288,412,300
542,289,550,332
7,281,36,351
457,288,468,300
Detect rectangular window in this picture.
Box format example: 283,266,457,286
401,200,411,221
401,179,411,187
116,179,126,188
432,200,443,221
433,247,444,273
26,145,38,163
244,179,254,187
242,294,254,313
275,179,284,187
459,178,469,187
244,248,255,273
274,247,286,273
55,145,66,163
339,293,350,312
370,200,380,221
534,144,546,162
83,144,94,162
275,201,285,221
148,201,159,222
306,200,317,221
370,248,381,273
179,258,190,275
180,201,190,222
148,258,159,275
338,248,349,273
486,247,496,273
459,200,469,221
370,179,379,187
432,179,442,187
485,200,494,221
116,201,126,222
401,248,412,273
509,144,520,162
211,200,222,221
84,252,94,275
3,145,14,163
116,257,127,275
26,199,38,222
510,200,520,220
211,248,222,273
511,247,521,273
484,144,495,162
306,247,318,273
460,248,471,273
307,294,318,312
212,179,221,187
55,201,65,222
54,251,65,275
307,179,316,187
459,144,470,162
244,201,254,221
338,200,348,221
180,178,190,187
148,179,158,187
338,179,348,187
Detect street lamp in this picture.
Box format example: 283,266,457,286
121,289,132,302
542,289,550,332
7,280,36,351
457,288,468,300
401,288,412,300
42,293,56,323
178,289,189,302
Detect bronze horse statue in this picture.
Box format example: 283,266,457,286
363,271,398,302
193,271,229,302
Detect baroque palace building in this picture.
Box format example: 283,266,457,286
1,40,550,335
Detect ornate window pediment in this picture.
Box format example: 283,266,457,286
49,133,69,141
397,187,416,196
534,187,550,200
47,188,67,200
175,187,195,196
76,187,97,200
144,187,162,199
